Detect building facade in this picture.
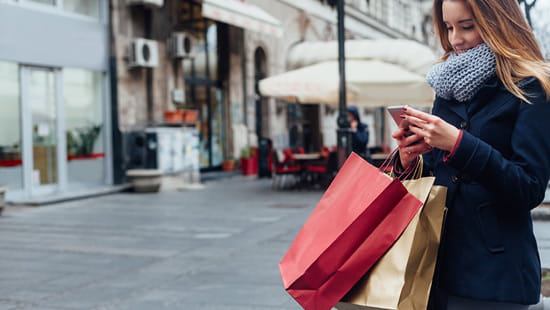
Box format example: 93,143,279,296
242,0,433,154
0,0,111,202
0,0,432,202
109,0,434,182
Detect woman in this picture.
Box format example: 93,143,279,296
392,0,550,309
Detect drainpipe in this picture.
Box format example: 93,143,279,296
144,8,154,124
109,0,125,184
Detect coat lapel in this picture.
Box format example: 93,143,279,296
465,77,500,116
440,97,468,122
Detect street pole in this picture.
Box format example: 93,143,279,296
336,0,352,168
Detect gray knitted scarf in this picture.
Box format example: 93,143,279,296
426,43,496,102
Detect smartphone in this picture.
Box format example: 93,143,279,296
387,105,408,127
387,105,416,138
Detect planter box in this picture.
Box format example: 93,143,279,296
240,158,258,176
222,159,236,171
182,109,199,123
164,110,184,124
127,169,162,193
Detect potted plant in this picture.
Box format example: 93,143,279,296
66,124,102,160
164,110,184,124
126,169,162,193
182,108,199,124
240,146,258,176
222,157,236,171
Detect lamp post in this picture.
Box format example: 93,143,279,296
336,0,352,168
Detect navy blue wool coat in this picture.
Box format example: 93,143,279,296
424,76,550,305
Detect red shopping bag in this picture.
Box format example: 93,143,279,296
279,152,423,310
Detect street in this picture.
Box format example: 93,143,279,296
2,174,550,309
0,175,321,309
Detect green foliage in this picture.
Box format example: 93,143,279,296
66,124,102,156
240,146,251,159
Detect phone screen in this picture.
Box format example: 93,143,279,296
387,106,407,127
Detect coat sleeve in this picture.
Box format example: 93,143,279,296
447,83,550,211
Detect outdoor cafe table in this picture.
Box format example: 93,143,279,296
293,153,322,161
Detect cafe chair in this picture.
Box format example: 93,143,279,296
272,149,302,190
303,147,335,189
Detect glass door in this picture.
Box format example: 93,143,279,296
195,85,224,169
21,66,66,197
211,88,224,167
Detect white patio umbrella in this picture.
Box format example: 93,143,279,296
259,39,437,107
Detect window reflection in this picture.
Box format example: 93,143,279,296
28,0,56,5
0,61,22,190
30,68,57,186
183,22,218,80
63,68,105,184
63,0,100,19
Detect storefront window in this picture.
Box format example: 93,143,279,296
63,0,100,19
0,61,22,190
184,21,225,169
211,88,224,166
63,68,105,185
24,0,101,19
28,0,56,5
183,21,217,80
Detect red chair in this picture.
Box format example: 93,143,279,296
272,149,302,189
304,148,336,188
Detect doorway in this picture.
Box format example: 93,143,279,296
20,65,66,197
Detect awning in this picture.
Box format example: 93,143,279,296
202,0,283,37
259,59,435,107
259,39,436,107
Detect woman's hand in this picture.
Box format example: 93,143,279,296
402,106,460,152
392,124,432,169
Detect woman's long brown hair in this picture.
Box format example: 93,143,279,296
433,0,550,102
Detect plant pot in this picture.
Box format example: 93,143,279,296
126,169,162,193
164,110,184,124
182,109,199,123
222,159,236,171
240,158,258,176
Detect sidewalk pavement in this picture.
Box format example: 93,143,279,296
1,173,550,309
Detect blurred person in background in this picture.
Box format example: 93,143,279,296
347,105,370,161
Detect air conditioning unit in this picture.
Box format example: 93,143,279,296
168,32,195,58
128,38,159,68
126,0,164,8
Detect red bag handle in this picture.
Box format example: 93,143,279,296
379,149,422,180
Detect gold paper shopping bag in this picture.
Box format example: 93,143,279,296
337,176,447,310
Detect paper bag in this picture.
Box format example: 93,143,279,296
337,176,447,310
279,153,424,310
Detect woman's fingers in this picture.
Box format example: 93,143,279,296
391,127,410,139
398,133,421,147
402,106,459,152
405,141,431,154
403,106,436,122
403,115,426,128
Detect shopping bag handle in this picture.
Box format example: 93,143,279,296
379,149,423,180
